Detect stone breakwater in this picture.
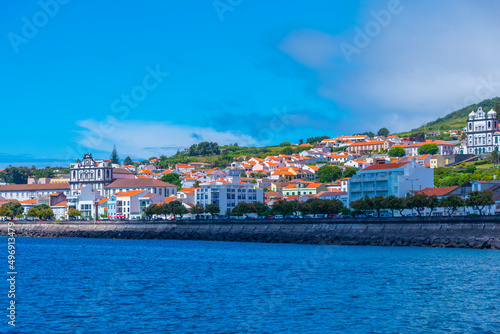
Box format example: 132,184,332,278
2,217,500,249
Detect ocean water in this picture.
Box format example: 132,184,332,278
3,237,500,333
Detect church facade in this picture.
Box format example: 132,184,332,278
69,153,113,196
463,107,500,154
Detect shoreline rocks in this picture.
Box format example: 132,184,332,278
1,217,500,249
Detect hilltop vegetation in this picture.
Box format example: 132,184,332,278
403,97,500,135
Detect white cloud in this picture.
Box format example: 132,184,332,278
75,117,257,158
278,29,340,69
279,1,500,132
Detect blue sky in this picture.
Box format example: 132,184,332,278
2,0,500,167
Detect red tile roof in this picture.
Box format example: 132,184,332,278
416,187,458,197
361,162,410,171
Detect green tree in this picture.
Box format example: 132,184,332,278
377,127,390,137
272,200,296,216
123,156,133,165
27,208,39,218
279,141,291,147
490,150,499,165
160,173,182,190
205,204,220,217
190,204,205,219
3,202,23,217
385,195,405,217
342,168,359,178
317,165,342,183
231,202,254,216
439,195,464,216
306,136,330,144
466,190,495,215
169,201,188,218
426,195,440,215
143,204,158,219
298,139,304,145
39,208,54,219
110,145,120,164
388,147,406,157
350,196,372,216
370,196,386,217
418,143,439,155
68,208,81,218
253,202,269,216
281,147,294,155
0,206,14,219
406,193,429,216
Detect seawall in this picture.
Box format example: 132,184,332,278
2,216,500,249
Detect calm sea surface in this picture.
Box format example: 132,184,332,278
3,237,500,333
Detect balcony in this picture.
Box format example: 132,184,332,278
376,186,388,191
363,186,374,192
350,176,362,183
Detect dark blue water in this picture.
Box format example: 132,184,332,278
3,237,500,333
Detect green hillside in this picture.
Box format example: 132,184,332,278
403,97,500,135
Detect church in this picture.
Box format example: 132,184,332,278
463,107,500,154
69,153,113,196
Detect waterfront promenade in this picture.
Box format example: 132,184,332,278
2,216,500,249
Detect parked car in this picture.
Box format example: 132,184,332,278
326,214,339,219
265,215,275,219
274,215,284,219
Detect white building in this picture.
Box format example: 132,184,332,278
195,181,264,215
463,107,500,154
70,153,113,196
348,161,434,204
0,183,70,202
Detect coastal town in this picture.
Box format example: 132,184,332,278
1,106,500,220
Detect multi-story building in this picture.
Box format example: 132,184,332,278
70,153,113,196
281,180,327,197
0,183,70,202
104,179,177,198
195,181,264,215
348,161,433,203
463,107,500,154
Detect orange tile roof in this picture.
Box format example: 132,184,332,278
117,190,145,197
98,198,109,205
164,196,178,203
20,199,37,204
52,200,68,207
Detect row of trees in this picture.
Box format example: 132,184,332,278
0,166,55,184
143,201,221,219
188,142,220,156
388,143,439,158
350,191,495,216
26,204,54,219
229,198,346,217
